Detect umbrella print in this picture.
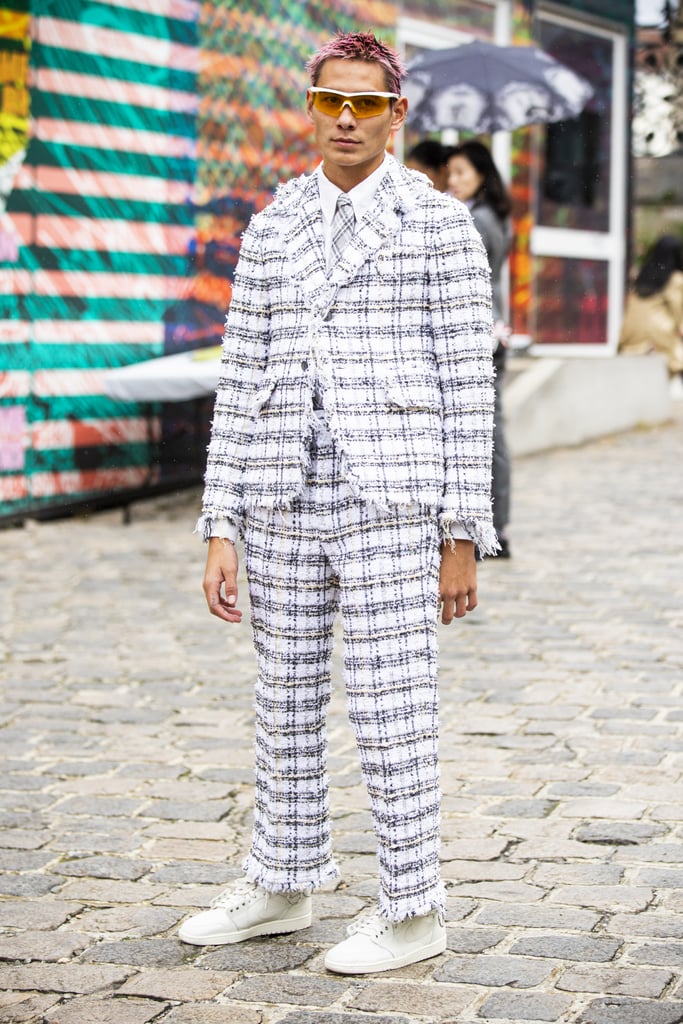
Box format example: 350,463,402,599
404,40,594,134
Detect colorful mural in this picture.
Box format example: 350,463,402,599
0,2,30,496
192,0,395,340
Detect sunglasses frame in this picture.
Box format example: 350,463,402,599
308,87,400,119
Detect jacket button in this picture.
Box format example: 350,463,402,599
301,359,308,370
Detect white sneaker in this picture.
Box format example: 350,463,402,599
324,909,446,974
178,879,312,946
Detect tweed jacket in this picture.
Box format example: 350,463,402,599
198,154,497,554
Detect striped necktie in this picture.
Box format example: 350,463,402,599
328,193,355,269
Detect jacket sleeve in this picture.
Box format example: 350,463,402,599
428,201,498,555
195,217,271,540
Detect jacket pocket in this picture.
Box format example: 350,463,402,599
384,374,440,412
375,247,427,278
249,374,279,417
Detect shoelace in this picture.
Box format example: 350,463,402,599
210,879,260,912
346,908,445,937
347,912,391,939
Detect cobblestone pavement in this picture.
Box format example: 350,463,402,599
1,404,683,1024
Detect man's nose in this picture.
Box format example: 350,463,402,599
337,102,357,126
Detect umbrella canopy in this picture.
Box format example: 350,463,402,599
404,40,594,135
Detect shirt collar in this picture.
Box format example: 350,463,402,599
316,154,389,225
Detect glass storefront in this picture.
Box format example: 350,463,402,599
534,256,609,346
535,21,614,234
530,11,627,350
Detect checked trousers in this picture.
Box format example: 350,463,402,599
242,421,446,922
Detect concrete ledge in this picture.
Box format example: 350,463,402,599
505,354,673,457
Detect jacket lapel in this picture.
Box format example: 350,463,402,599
281,174,330,308
280,156,420,306
328,158,418,287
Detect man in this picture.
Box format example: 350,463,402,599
178,31,496,975
405,138,450,192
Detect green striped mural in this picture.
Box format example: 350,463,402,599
0,0,200,518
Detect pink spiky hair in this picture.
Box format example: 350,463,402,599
306,31,407,96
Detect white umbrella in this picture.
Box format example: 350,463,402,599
405,40,594,134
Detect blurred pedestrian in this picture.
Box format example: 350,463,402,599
178,31,496,975
448,140,513,558
405,138,449,192
618,234,683,397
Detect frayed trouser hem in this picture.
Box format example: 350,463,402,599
242,855,340,896
376,882,447,925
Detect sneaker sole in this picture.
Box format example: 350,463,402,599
178,909,312,946
324,932,447,974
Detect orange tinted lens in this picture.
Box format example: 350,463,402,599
350,94,389,117
312,91,390,118
312,91,345,115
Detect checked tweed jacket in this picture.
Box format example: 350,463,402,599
198,154,497,555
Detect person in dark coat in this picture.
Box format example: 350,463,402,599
448,140,512,558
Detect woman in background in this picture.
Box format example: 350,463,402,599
618,234,683,395
448,140,513,558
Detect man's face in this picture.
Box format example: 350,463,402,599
306,58,408,189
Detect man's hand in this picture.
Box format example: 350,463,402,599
439,540,478,624
203,537,242,623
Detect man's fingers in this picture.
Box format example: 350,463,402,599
440,588,477,623
203,573,241,622
203,537,241,622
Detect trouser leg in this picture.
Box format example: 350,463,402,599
330,497,445,923
241,424,444,918
242,500,340,892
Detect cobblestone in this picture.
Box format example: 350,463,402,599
557,964,674,998
347,979,473,1016
577,997,683,1024
227,972,350,1005
0,930,89,961
478,990,574,1021
1,406,682,1021
161,1008,263,1024
508,933,622,962
433,953,553,987
117,967,233,1000
0,994,61,1023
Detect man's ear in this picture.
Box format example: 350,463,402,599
305,90,315,124
391,97,408,132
